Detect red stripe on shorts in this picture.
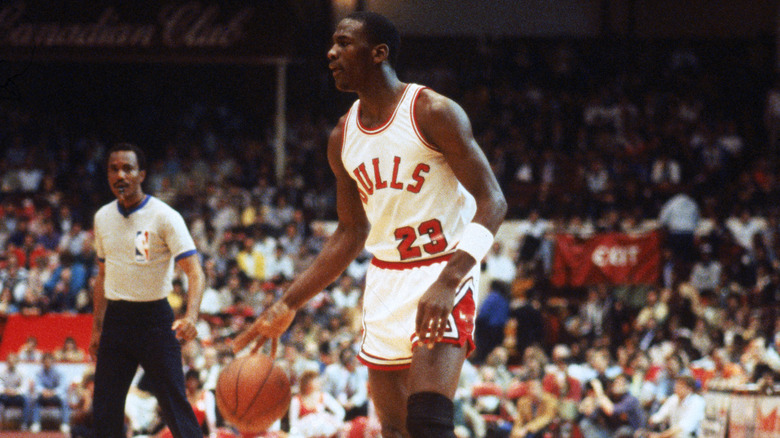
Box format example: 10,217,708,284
370,253,453,270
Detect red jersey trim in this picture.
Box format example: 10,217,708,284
356,83,412,135
410,86,440,152
370,253,453,270
340,108,352,155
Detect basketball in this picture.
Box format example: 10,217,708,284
215,353,292,434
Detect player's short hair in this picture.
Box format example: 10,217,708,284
108,142,147,171
346,11,400,68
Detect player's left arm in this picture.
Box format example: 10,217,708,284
173,253,205,341
413,89,507,344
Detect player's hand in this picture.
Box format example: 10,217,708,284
415,280,455,349
172,315,198,342
232,300,296,358
88,330,101,361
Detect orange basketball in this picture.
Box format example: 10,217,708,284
215,354,291,434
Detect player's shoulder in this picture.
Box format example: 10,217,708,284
327,112,350,148
413,87,465,123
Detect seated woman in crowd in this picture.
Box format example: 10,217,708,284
288,369,345,438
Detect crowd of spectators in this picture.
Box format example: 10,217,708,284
0,37,778,437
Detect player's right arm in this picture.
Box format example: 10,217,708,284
89,259,106,360
233,116,370,354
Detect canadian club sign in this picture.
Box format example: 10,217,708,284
551,230,662,287
0,1,310,62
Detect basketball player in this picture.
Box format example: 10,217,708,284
90,143,205,437
234,11,506,438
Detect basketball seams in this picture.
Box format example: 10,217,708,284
237,356,274,422
233,356,246,417
216,354,291,433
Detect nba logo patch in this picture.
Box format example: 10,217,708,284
135,231,150,262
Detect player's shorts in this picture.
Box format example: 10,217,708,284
357,253,479,370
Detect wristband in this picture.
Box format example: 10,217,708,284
458,222,494,262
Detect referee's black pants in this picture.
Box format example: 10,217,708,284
93,299,201,438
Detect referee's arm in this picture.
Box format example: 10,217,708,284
89,260,107,360
172,254,205,341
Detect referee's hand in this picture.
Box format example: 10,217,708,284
172,316,198,342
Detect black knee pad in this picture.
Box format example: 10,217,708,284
406,392,456,438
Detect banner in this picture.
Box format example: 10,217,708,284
730,394,758,438
0,0,329,63
551,231,662,287
702,392,730,438
756,395,780,438
0,314,93,361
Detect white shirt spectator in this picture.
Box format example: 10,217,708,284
659,193,700,234
199,286,226,315
649,379,705,438
265,247,295,281
330,276,361,310
689,259,722,292
484,242,516,284
322,351,369,411
726,212,766,251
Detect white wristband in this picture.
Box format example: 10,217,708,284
458,222,494,262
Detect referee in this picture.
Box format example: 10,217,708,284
90,143,204,437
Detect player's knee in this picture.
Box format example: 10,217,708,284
406,391,456,438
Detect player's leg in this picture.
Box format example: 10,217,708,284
405,342,467,438
368,368,410,438
405,271,476,438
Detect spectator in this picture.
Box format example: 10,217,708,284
0,353,31,427
645,375,705,438
688,244,722,295
265,244,295,283
474,280,512,364
30,352,68,433
330,274,361,312
289,369,346,438
578,374,645,438
542,344,582,426
236,236,266,281
68,371,94,438
509,289,545,363
54,336,87,363
17,336,43,362
484,242,517,285
515,210,551,267
510,378,558,438
0,286,18,315
322,347,369,421
158,369,218,438
726,207,766,253
658,191,700,272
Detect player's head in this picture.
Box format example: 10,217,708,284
345,11,400,68
107,142,147,207
328,11,400,91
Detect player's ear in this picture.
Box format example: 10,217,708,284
139,169,146,183
372,43,389,65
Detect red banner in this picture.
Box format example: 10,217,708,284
551,231,662,287
0,314,93,361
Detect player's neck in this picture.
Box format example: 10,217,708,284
356,73,405,125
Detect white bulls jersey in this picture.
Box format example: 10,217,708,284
341,83,477,263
